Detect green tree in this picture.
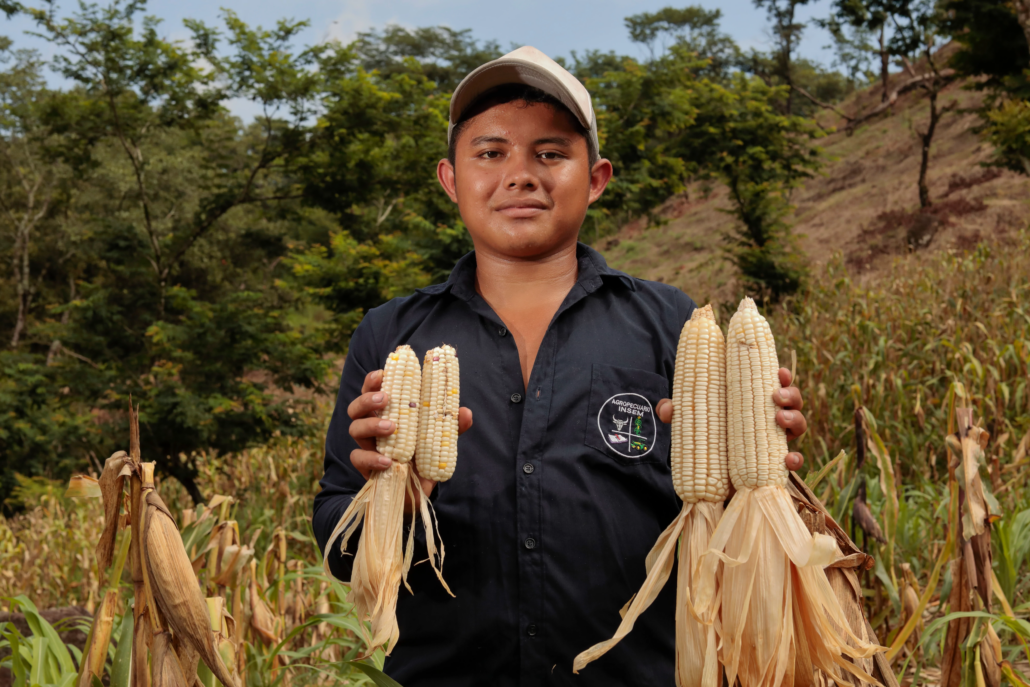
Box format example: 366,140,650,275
823,0,903,103
623,5,738,79
0,39,64,350
753,0,813,114
0,38,93,507
575,46,706,236
686,75,822,300
574,12,822,299
887,0,957,207
352,25,501,92
0,1,332,505
944,0,1030,174
983,99,1030,173
288,47,469,349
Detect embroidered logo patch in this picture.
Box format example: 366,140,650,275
596,393,656,458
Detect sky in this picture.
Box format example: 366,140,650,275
0,0,840,117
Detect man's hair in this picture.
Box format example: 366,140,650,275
447,83,599,168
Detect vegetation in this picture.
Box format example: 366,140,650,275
4,231,1030,686
1,0,1030,684
946,0,1030,177
2,405,402,686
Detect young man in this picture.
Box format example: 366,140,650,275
313,46,808,686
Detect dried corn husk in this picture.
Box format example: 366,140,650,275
573,305,728,685
324,461,411,655
205,598,239,687
695,487,882,687
322,459,454,656
208,521,240,587
172,634,199,687
788,474,893,687
151,632,189,687
572,501,723,687
676,501,723,687
143,489,238,687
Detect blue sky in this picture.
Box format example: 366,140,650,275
1,0,839,116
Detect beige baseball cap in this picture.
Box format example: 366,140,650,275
448,45,600,156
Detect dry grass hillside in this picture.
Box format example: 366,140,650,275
595,60,1030,304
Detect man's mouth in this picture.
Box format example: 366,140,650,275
496,199,548,218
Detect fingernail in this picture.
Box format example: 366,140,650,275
372,393,383,403
782,410,794,421
778,389,788,401
378,419,393,430
377,457,392,468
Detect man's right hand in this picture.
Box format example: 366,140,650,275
348,368,473,509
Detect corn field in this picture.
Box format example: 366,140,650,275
3,232,1030,687
0,399,397,687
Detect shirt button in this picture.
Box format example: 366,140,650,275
524,537,537,550
526,624,538,637
498,326,507,337
522,462,535,474
510,392,522,404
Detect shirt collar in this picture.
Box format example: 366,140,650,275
434,242,635,302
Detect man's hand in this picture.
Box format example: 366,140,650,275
348,368,473,512
656,367,807,471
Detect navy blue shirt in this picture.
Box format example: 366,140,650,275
313,243,696,686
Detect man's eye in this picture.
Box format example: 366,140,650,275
479,150,501,159
539,151,566,160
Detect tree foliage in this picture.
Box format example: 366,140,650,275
687,76,822,299
623,6,738,78
0,1,856,504
0,2,334,506
944,0,1030,176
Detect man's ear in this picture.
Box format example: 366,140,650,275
437,159,458,203
588,158,614,205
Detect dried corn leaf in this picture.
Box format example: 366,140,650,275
77,589,118,687
95,451,128,576
249,572,280,646
957,409,990,539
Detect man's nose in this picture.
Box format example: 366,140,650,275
503,152,540,190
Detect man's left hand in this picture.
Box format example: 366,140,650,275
656,367,807,472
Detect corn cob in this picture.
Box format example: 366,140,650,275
693,297,882,687
574,305,728,687
416,345,460,483
377,346,422,462
142,482,238,687
323,343,456,657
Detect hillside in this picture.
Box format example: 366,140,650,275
595,65,1030,304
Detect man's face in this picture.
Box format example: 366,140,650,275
437,100,612,259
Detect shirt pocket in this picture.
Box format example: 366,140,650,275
583,363,670,466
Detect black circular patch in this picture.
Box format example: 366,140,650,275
595,392,656,459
